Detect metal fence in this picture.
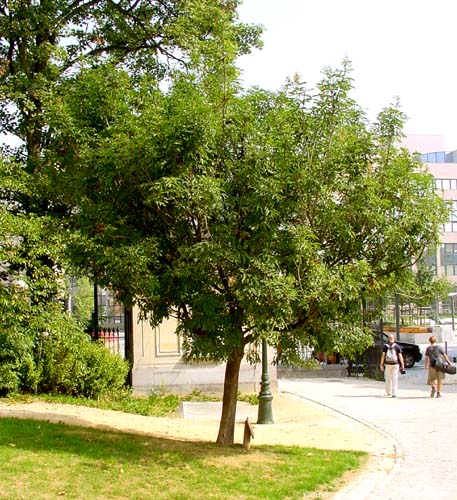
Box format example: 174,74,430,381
91,286,126,358
381,295,456,328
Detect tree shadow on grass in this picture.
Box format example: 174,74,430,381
0,417,245,464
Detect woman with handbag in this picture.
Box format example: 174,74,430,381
424,335,453,398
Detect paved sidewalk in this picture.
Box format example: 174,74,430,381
280,366,457,500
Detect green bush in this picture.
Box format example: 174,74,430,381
73,338,130,399
0,329,34,395
0,295,129,398
36,313,129,398
0,289,38,395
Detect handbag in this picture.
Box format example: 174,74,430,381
443,364,457,375
432,347,456,374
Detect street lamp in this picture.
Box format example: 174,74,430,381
93,282,99,340
257,338,274,424
448,292,457,331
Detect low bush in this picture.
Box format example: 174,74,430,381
0,299,129,399
35,311,129,398
0,291,37,396
0,329,34,396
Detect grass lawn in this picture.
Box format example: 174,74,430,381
0,417,366,500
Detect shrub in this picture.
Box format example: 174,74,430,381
0,289,38,395
0,296,129,398
73,338,130,399
36,312,129,398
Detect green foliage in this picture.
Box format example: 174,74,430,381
0,281,38,395
1,0,448,444
41,63,448,367
398,261,453,306
4,389,257,417
70,276,95,329
0,293,129,398
0,0,261,159
237,392,259,405
34,311,129,398
0,327,34,396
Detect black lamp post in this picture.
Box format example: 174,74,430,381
257,338,274,424
93,282,99,340
449,292,457,331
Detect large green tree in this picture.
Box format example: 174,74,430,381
42,62,448,444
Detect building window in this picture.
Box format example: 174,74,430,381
442,200,457,232
440,243,457,275
421,151,446,163
423,247,437,275
435,179,457,190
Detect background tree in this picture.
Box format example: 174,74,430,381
0,0,261,164
42,62,448,444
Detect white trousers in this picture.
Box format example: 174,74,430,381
385,364,400,396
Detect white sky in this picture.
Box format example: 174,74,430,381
237,0,457,151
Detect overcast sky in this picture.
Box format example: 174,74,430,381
237,0,457,151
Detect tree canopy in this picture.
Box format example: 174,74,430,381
0,0,261,165
38,62,448,443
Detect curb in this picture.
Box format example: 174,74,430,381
281,390,402,500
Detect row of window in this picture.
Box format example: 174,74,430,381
426,244,457,276
421,150,457,164
435,179,457,191
422,151,447,163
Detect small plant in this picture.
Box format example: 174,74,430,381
5,387,262,417
35,311,129,399
180,389,220,402
237,391,258,405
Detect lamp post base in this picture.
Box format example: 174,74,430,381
257,393,274,424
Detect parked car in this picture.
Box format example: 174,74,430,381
381,333,422,368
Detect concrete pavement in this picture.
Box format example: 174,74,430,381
280,364,457,500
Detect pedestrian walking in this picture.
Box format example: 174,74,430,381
380,333,405,397
424,335,452,398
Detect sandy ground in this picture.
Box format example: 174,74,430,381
0,392,386,454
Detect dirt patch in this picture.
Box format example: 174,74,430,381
0,392,388,454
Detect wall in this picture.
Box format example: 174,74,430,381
399,325,454,344
130,307,277,394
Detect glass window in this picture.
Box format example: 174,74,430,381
442,201,457,232
441,244,457,275
421,151,446,163
434,179,457,191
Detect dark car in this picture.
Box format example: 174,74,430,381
381,333,422,368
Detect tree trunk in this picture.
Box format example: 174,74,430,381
216,347,244,445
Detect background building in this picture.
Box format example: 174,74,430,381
404,135,457,286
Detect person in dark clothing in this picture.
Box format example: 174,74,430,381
424,335,452,398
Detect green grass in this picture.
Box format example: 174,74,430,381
5,389,258,417
0,418,365,500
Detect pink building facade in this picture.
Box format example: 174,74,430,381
404,135,457,285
